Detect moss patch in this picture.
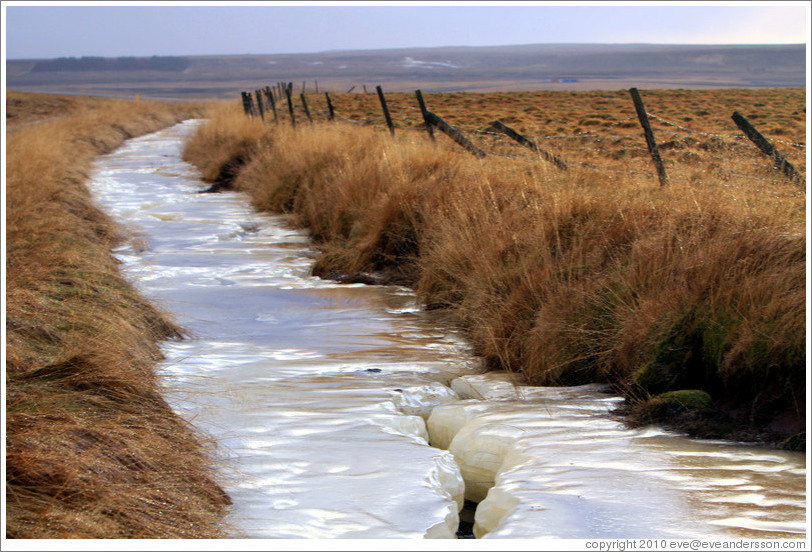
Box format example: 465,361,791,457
654,389,713,409
633,312,727,395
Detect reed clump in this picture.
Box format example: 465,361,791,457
6,93,232,537
184,95,805,446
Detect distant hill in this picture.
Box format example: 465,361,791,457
5,43,806,100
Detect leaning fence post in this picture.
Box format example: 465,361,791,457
285,83,296,127
731,111,803,185
415,89,435,141
376,85,395,136
490,120,568,169
325,92,335,121
630,87,668,186
426,111,487,158
300,93,313,123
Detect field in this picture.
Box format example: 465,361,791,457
184,87,806,447
285,87,806,185
5,92,233,538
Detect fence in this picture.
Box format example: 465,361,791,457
239,83,806,191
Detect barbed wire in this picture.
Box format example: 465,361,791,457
255,95,805,189
648,112,806,149
388,102,421,112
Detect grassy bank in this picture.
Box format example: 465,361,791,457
5,92,232,537
183,94,805,449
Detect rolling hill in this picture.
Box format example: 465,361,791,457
5,43,806,100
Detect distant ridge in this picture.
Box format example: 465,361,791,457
6,43,806,99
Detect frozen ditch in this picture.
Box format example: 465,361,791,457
87,121,806,540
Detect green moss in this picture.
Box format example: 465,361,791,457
633,317,700,393
654,389,713,410
634,360,677,393
629,389,714,427
700,319,733,370
634,311,729,395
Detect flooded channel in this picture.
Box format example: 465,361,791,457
88,121,807,540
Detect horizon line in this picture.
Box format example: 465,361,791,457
6,41,807,61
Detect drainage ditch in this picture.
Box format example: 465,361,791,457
88,121,807,540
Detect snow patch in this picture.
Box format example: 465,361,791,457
403,56,459,70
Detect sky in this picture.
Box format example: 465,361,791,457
3,1,810,60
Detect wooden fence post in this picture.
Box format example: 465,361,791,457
346,85,356,93
490,120,568,169
732,111,803,185
415,90,435,141
300,93,313,123
315,80,319,94
285,83,296,127
264,86,278,122
426,111,487,158
325,92,335,121
247,92,259,117
376,85,395,136
241,91,253,116
630,87,668,186
255,90,265,121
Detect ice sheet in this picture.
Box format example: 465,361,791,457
428,373,807,539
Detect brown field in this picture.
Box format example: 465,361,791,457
185,87,806,447
6,90,119,128
5,92,233,538
290,88,806,183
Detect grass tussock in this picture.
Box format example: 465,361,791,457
6,93,232,537
184,95,805,446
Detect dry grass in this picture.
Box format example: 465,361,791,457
184,89,805,445
6,90,116,129
296,88,806,186
5,93,232,537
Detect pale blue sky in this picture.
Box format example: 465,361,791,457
3,2,810,60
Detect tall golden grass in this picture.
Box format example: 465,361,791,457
184,95,805,445
6,93,232,537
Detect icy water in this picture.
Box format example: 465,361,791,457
87,121,807,541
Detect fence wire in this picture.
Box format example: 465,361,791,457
247,88,806,190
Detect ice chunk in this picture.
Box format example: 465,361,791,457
448,420,525,503
451,372,520,399
391,382,459,419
